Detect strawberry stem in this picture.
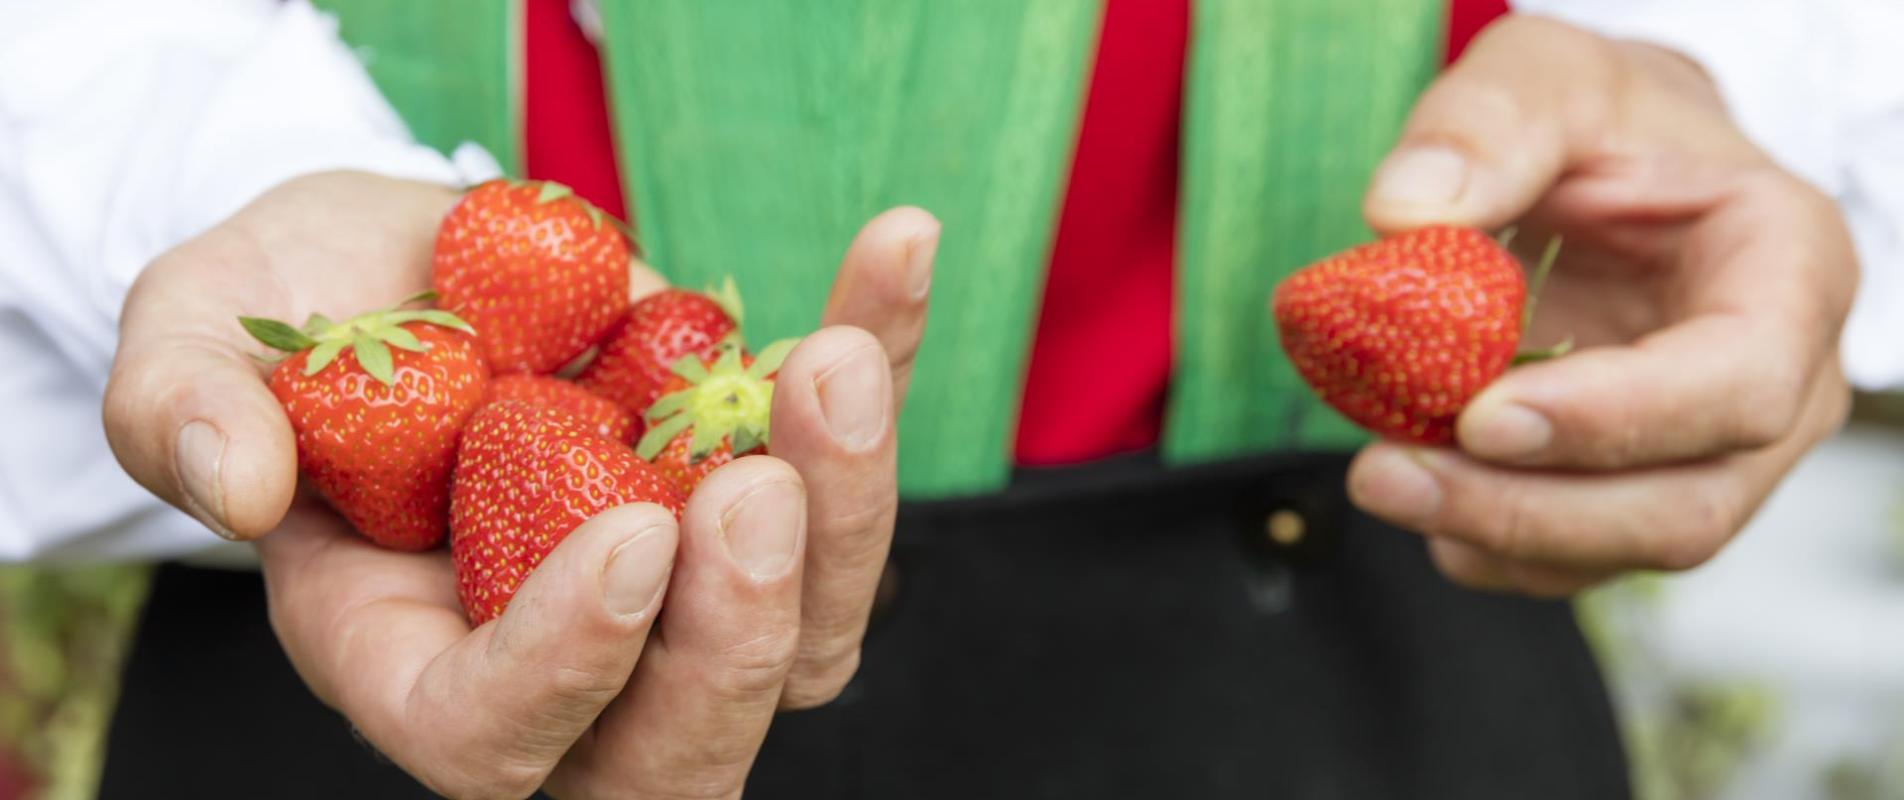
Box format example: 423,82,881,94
1521,234,1563,331
1512,336,1574,366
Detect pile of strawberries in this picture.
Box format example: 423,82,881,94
241,179,794,625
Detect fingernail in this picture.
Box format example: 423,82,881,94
815,347,888,451
175,421,235,539
904,228,938,300
720,480,805,580
1349,447,1443,523
1463,403,1553,460
1370,145,1469,207
603,524,675,617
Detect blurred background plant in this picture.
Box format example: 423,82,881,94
0,566,148,800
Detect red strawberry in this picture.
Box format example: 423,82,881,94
450,401,685,625
484,374,637,443
1272,225,1536,444
635,339,796,494
577,280,741,415
241,298,489,550
432,179,632,375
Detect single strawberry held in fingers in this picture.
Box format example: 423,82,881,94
432,179,632,375
578,280,742,415
1272,225,1550,445
484,373,638,443
241,296,489,550
636,339,797,494
451,401,685,625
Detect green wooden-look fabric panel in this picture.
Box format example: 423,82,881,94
595,1,1100,497
310,0,520,176
1166,0,1443,462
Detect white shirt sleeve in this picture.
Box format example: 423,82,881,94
1510,0,1904,390
0,0,498,562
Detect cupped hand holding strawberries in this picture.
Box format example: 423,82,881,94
103,170,937,798
1300,15,1856,596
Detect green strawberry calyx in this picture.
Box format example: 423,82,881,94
636,338,798,463
238,291,475,386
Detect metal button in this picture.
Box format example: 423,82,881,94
1265,508,1305,546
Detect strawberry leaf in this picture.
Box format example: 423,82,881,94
353,336,396,385
688,417,725,460
380,326,427,353
240,317,318,353
304,339,348,376
644,389,692,424
635,413,693,460
301,313,334,335
706,277,744,326
385,309,476,335
669,354,710,383
712,343,744,375
395,289,439,308
731,426,762,455
535,181,574,205
747,338,799,379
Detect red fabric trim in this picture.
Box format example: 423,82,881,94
522,0,627,220
1012,0,1189,466
524,0,1509,467
1446,0,1509,64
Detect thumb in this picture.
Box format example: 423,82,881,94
103,232,298,539
1363,15,1614,233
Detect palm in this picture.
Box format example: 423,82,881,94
106,169,940,797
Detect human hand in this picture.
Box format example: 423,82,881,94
102,170,938,796
1349,16,1855,596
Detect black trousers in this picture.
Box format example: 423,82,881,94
101,452,1630,799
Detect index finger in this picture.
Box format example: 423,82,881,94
1458,173,1853,468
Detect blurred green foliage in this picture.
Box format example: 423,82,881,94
0,565,150,800
1580,576,1780,800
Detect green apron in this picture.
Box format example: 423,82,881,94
315,0,1442,498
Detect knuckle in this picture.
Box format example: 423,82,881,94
819,495,893,547
1471,479,1545,561
544,663,625,711
709,629,799,698
1728,376,1802,449
781,647,863,710
1653,483,1738,571
1588,400,1651,468
1422,76,1528,139
426,759,548,800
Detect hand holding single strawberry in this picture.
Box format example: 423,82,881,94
1338,16,1854,596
